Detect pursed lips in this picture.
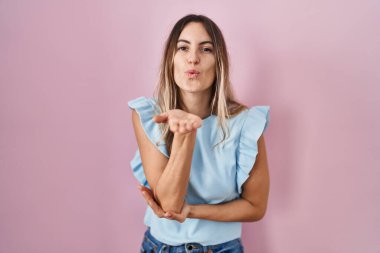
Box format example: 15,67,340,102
186,70,200,74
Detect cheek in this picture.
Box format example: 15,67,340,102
173,57,182,75
173,61,180,81
205,61,216,79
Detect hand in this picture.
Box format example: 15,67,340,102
137,185,191,223
152,109,202,134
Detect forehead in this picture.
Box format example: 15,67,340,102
178,22,212,43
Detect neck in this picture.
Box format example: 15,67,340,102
179,89,213,119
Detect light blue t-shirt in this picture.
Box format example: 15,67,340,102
128,96,270,246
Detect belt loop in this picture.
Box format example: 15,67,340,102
159,244,168,253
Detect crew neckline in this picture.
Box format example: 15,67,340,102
202,114,214,120
200,114,216,127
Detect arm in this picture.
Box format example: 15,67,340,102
154,131,196,212
131,109,199,213
189,135,270,222
190,135,270,222
139,135,270,222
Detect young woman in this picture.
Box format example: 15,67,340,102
128,14,270,253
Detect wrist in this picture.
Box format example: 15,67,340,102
188,204,196,219
172,130,197,151
173,129,197,138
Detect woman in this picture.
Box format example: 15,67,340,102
128,14,270,253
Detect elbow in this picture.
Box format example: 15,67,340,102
253,209,267,222
159,199,184,213
154,188,184,213
242,197,268,222
246,205,267,222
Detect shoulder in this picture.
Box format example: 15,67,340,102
128,96,168,157
128,96,161,123
226,105,270,129
128,96,158,113
239,105,270,130
235,105,270,194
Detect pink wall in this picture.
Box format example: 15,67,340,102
1,0,379,252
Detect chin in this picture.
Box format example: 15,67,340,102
184,84,207,93
176,79,212,93
180,87,202,93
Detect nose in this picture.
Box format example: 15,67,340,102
187,50,200,64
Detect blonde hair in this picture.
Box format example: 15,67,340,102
154,14,247,154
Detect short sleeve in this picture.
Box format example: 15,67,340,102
128,96,169,188
236,106,270,194
130,150,150,188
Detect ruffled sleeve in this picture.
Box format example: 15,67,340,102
236,106,270,194
128,96,169,189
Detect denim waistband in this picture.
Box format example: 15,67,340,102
142,227,243,253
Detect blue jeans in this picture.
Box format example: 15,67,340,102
140,227,244,253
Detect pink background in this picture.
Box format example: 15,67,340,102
1,0,379,252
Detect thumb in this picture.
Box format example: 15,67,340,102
165,211,182,221
164,212,178,220
153,112,168,123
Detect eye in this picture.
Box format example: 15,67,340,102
202,47,213,53
177,46,188,51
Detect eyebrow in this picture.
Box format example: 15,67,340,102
177,39,214,46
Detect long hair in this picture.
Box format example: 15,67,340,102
154,14,247,154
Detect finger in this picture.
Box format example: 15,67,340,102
138,184,147,191
139,185,152,193
178,122,186,133
142,192,165,217
153,113,168,123
140,189,154,200
170,121,179,132
141,190,154,203
164,212,173,219
165,211,182,222
139,186,154,197
193,120,202,128
141,189,157,204
165,211,179,217
137,185,152,193
186,120,194,131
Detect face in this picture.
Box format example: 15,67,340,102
173,22,216,94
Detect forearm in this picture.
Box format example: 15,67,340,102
188,198,266,222
154,130,196,213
